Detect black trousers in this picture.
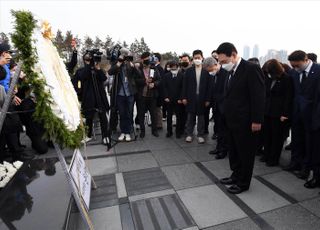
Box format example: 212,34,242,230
18,98,48,155
0,132,22,162
215,109,228,152
162,103,167,119
138,96,157,132
110,108,119,132
291,117,312,169
211,102,218,135
177,104,187,136
166,102,185,135
263,116,287,165
84,109,109,139
204,106,210,133
310,129,320,178
134,94,140,125
30,135,48,155
227,124,258,189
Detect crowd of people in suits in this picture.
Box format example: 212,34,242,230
105,42,320,194
1,39,320,195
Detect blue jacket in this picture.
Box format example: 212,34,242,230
0,64,10,92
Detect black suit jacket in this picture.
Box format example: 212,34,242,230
312,75,320,130
182,66,211,115
155,64,165,78
75,65,109,112
210,68,228,114
223,59,265,129
163,71,184,102
265,73,293,118
290,63,320,130
135,66,161,98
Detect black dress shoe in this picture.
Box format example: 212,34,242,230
166,132,173,138
259,156,266,162
152,131,159,137
285,143,292,151
211,134,218,140
283,164,301,171
304,178,320,189
266,162,279,167
295,169,310,180
227,185,248,194
19,143,27,148
220,177,236,185
256,148,264,156
140,131,145,138
215,152,227,159
209,149,220,155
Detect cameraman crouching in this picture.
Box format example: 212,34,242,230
74,50,110,144
108,48,141,142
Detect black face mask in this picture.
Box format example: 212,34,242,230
180,62,189,68
143,59,150,66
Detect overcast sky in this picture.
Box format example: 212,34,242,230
1,0,320,58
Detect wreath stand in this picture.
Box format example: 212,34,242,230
0,63,95,230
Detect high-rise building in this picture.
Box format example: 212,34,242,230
252,44,259,58
257,48,289,66
266,49,279,61
243,45,250,60
278,50,288,63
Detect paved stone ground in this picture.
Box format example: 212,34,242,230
21,121,320,229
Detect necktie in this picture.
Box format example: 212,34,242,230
227,70,234,89
301,70,307,85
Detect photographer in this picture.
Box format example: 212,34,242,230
108,48,141,142
135,52,161,138
74,50,110,144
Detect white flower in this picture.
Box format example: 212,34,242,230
32,22,81,131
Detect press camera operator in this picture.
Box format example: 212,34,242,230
73,50,110,144
108,48,141,142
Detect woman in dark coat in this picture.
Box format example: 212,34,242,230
263,59,293,166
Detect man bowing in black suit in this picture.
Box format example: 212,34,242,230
216,42,265,194
286,51,320,182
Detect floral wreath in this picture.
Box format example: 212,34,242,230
11,10,84,149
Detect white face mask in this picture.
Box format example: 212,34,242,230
209,71,217,76
171,69,179,75
193,59,202,66
166,67,171,71
294,62,308,73
222,62,234,72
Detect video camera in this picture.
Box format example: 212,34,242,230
149,55,158,68
85,49,103,64
107,44,133,63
